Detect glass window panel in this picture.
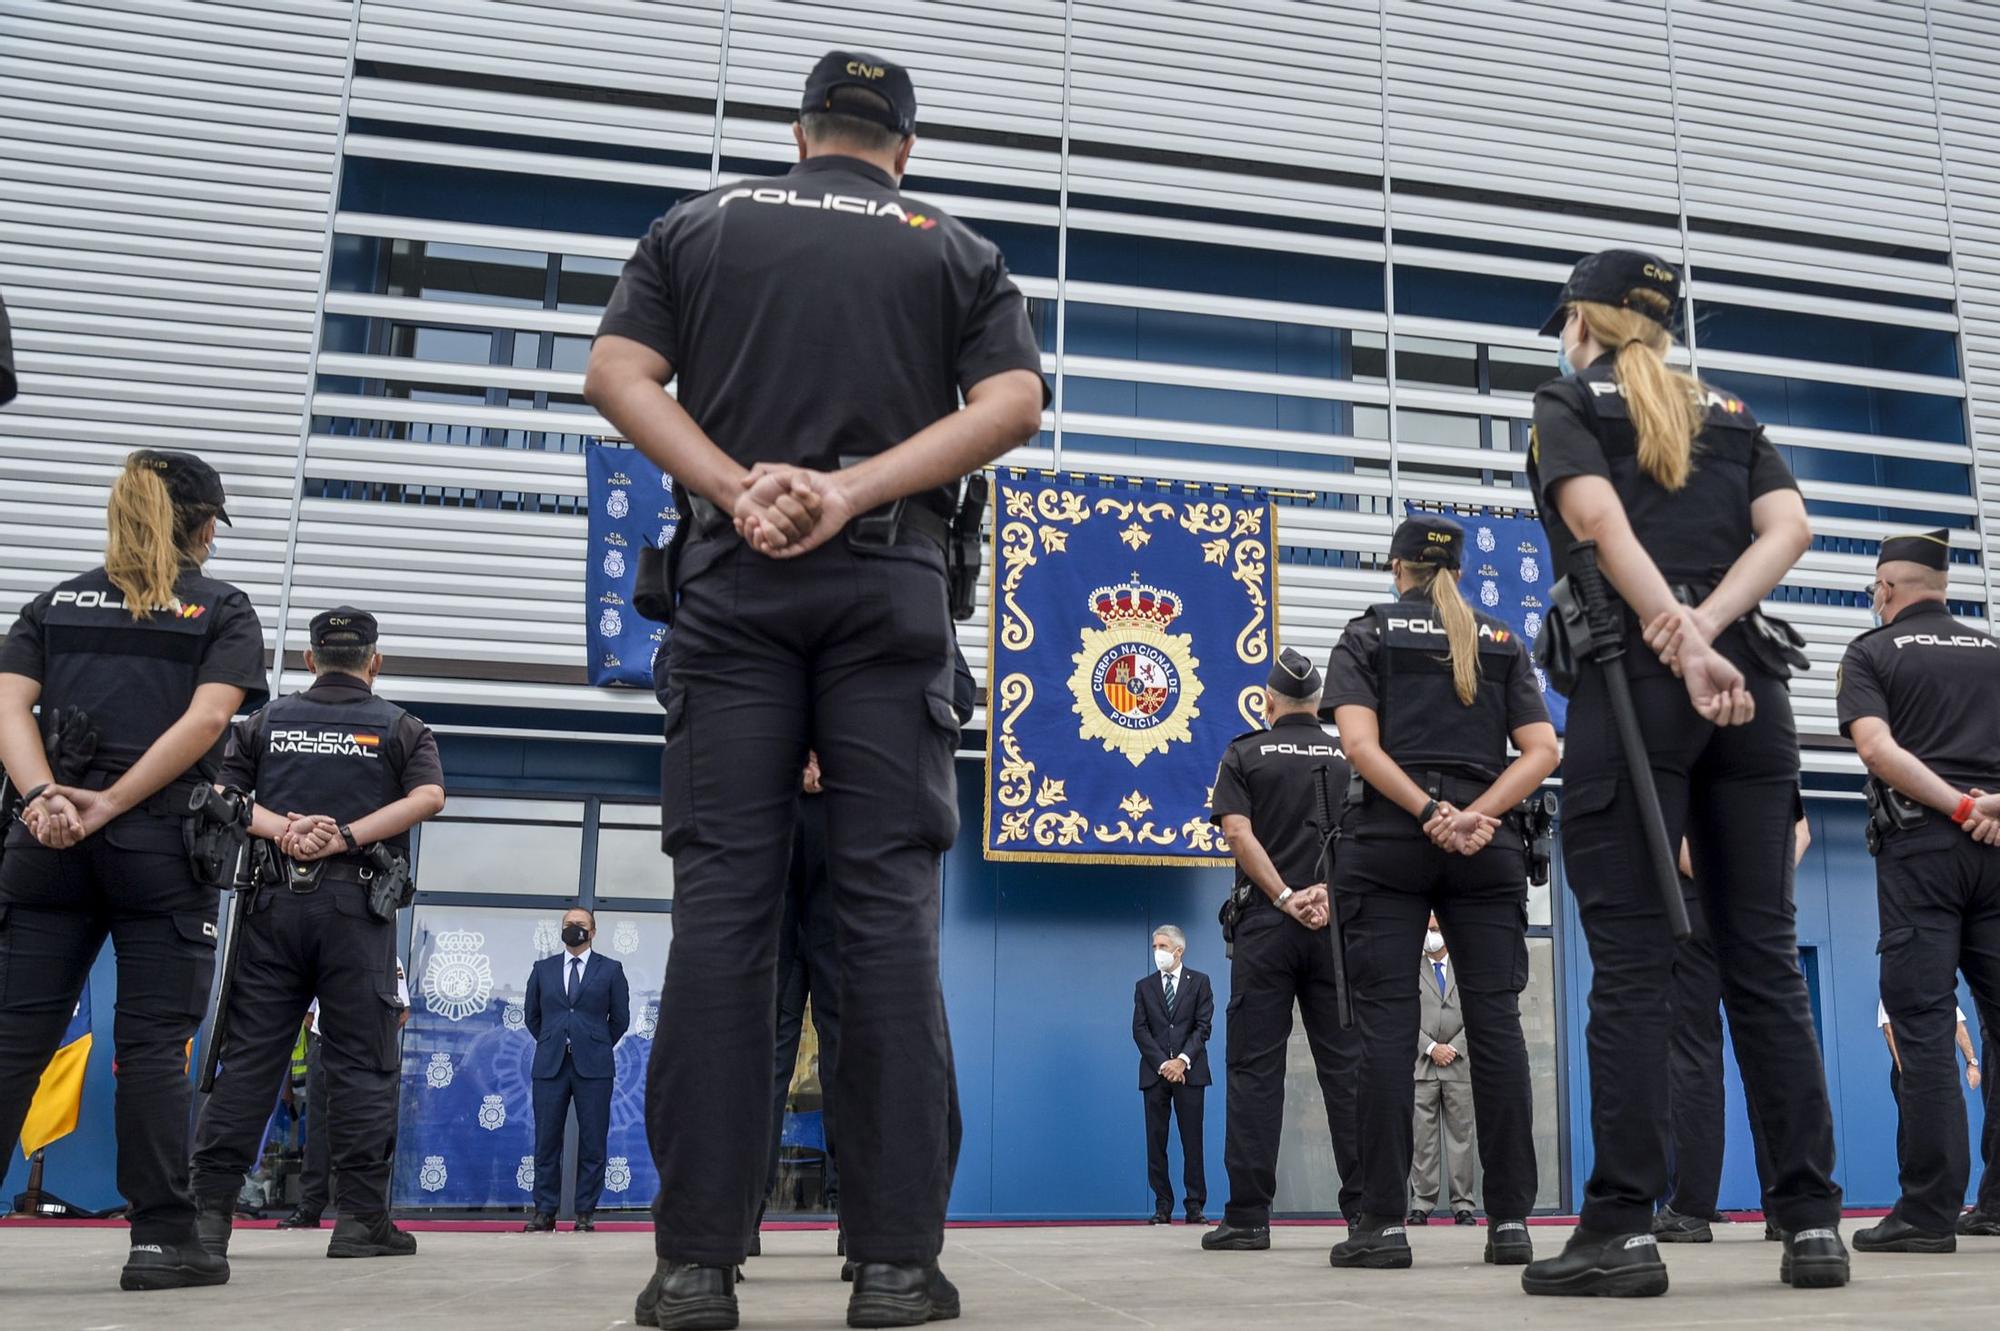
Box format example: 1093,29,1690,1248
1489,345,1556,397
512,332,546,368
597,804,673,900
417,799,584,895
385,240,549,307
1395,336,1478,391
550,335,592,374
405,326,496,365
557,254,625,313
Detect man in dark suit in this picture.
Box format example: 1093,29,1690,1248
523,906,630,1232
1134,924,1213,1223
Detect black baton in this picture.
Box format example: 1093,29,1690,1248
198,883,250,1094
1313,765,1354,1029
1568,540,1690,943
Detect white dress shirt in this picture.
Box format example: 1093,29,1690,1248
1877,999,1967,1029
1160,965,1190,1068
563,947,593,995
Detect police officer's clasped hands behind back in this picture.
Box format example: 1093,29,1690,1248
0,450,267,1292
187,605,443,1265
1522,249,1847,1297
1322,515,1558,1274
1201,648,1365,1254
1839,531,2000,1252
585,49,1046,1331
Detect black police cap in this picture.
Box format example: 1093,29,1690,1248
1389,514,1464,571
132,448,231,526
1538,248,1683,337
311,606,379,649
1267,646,1321,700
1878,529,1950,571
801,50,917,137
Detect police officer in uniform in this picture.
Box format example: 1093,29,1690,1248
1522,249,1846,1295
0,450,266,1290
587,50,1045,1331
188,606,444,1262
1200,647,1364,1253
1321,515,1558,1271
1837,530,2000,1252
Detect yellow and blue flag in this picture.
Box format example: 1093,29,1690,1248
20,989,91,1157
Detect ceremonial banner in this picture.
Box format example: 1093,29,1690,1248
984,472,1276,865
20,988,90,1157
1449,508,1567,733
584,442,676,688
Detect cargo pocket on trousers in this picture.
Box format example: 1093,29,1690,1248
171,909,221,1021
659,684,697,855
913,686,962,851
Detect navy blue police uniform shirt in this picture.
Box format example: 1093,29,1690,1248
1209,713,1350,893
1528,356,1798,584
0,565,267,779
1321,597,1548,736
1836,602,2000,794
216,674,444,796
595,154,1050,522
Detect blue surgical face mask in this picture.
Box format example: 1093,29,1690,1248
1556,340,1575,378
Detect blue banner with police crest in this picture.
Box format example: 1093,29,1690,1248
585,442,676,688
1446,508,1566,734
984,472,1277,865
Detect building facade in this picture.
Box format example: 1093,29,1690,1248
3,0,1998,1217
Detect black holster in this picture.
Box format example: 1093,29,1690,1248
363,843,415,921
1863,776,1927,857
634,507,691,627
184,785,253,888
1217,890,1241,958
1517,789,1558,886
1741,607,1810,680
948,474,989,623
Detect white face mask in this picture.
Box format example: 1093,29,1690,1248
1154,948,1176,972
1424,930,1445,955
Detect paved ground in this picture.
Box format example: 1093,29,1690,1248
0,1219,1992,1329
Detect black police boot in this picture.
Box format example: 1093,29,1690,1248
635,1260,738,1331
1484,1219,1534,1265
1853,1212,1957,1254
194,1199,233,1258
326,1213,418,1258
1327,1215,1412,1270
276,1205,324,1230
119,1241,230,1292
1148,1208,1172,1225
523,1211,557,1233
1650,1206,1713,1244
1779,1226,1850,1288
1406,1207,1432,1225
1200,1222,1270,1251
575,1212,596,1234
1453,1209,1477,1226
1959,1208,2000,1237
1520,1229,1667,1298
846,1261,959,1328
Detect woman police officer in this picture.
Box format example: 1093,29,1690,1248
1321,513,1559,1271
0,450,266,1291
1520,249,1845,1296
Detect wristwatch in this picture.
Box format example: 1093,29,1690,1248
1275,886,1295,909
339,823,360,853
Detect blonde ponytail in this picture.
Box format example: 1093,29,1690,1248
1414,564,1480,706
1576,293,1704,492
104,456,183,617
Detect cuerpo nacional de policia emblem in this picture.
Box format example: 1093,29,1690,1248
1068,575,1203,767
422,930,495,1021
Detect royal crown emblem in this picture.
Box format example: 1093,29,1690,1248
613,919,639,955
502,1002,527,1032
532,921,562,957
603,549,626,579
606,488,630,520
418,1155,449,1193
477,1094,507,1131
635,1004,658,1039
425,1051,455,1090
1068,574,1203,767
599,607,624,639
1476,526,1496,554
1480,580,1501,608
1523,610,1544,640
515,1156,535,1193
422,930,494,1022
604,1157,633,1194
1520,555,1542,584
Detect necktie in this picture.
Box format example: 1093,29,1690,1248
568,957,582,1004
1434,960,1447,997
1164,974,1178,1020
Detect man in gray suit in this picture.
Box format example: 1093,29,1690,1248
1409,913,1477,1225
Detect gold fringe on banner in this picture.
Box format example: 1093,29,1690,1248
985,849,1232,868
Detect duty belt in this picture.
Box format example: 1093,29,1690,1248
685,492,948,553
